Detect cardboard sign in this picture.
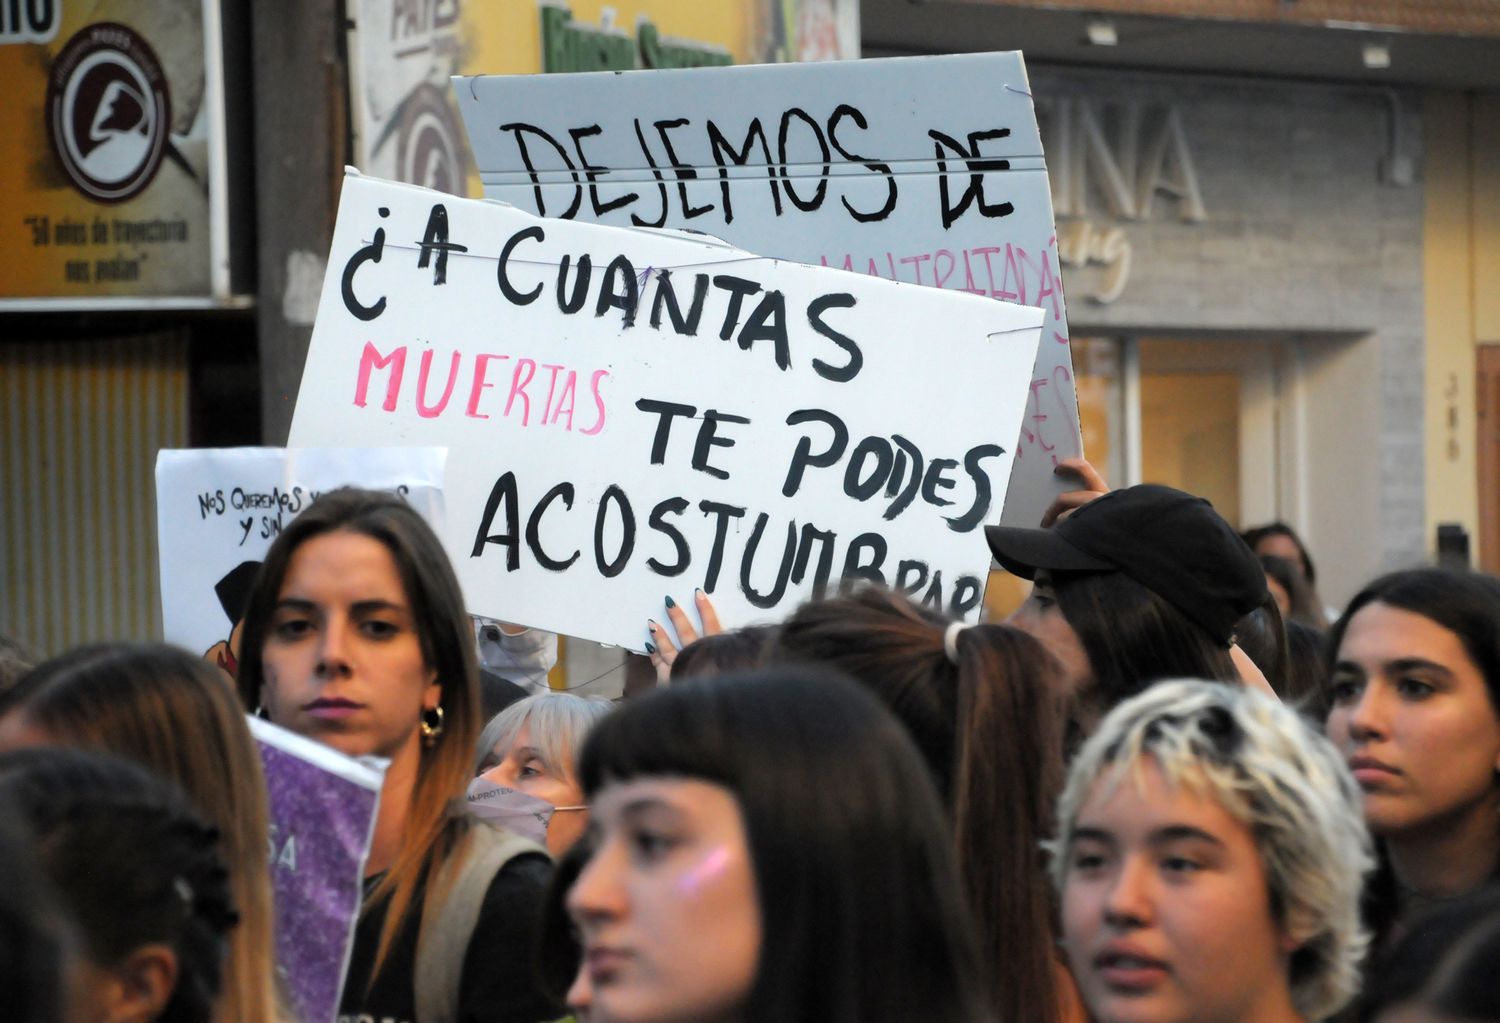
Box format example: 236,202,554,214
154,446,446,667
249,716,385,1023
288,171,1042,651
454,51,1080,528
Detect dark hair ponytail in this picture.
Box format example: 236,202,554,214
949,623,1067,1023
0,748,238,1023
765,586,1067,1023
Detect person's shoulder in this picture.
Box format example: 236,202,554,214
477,845,553,908
458,841,561,1022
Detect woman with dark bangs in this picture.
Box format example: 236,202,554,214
567,667,993,1023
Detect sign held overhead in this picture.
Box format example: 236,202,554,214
455,51,1082,529
289,171,1043,651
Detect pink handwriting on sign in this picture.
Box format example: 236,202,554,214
820,241,1064,324
350,341,610,435
1016,364,1077,465
822,234,1077,464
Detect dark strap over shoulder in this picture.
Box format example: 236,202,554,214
414,822,547,1023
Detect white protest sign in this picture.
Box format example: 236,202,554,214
287,171,1042,652
454,51,1080,530
154,447,446,666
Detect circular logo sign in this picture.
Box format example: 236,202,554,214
397,83,465,196
46,22,171,203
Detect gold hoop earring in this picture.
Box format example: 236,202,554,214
420,705,445,747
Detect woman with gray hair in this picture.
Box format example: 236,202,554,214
1050,679,1373,1023
473,692,613,857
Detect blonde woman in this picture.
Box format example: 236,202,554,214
1051,679,1372,1023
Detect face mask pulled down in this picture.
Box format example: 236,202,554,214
465,776,579,845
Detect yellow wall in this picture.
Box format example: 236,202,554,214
1474,95,1500,346
1423,92,1482,561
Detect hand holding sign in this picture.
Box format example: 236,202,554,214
646,589,725,681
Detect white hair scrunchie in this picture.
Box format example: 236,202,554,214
943,620,970,664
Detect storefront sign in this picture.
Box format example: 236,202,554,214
454,51,1077,528
0,0,238,306
541,6,731,72
1039,96,1208,305
349,1,849,197
287,172,1044,647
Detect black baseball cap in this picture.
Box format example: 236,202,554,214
984,484,1268,646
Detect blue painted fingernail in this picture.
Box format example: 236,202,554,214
645,641,657,655
664,595,676,609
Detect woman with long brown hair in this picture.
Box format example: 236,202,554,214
234,487,559,1023
763,585,1081,1023
0,642,282,1023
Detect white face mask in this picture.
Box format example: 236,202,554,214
465,777,584,845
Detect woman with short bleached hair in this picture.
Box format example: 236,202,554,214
1051,679,1373,1023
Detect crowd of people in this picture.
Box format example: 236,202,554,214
2,465,1499,1023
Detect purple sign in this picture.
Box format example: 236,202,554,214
249,716,384,1023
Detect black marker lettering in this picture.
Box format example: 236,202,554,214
929,127,1014,230
706,117,780,223
415,203,467,285
630,118,670,228
497,226,545,305
526,483,580,571
596,254,640,326
635,398,697,464
569,124,640,216
777,107,830,212
556,253,592,314
791,523,837,599
884,434,925,520
692,409,751,480
500,122,582,218
783,408,848,497
807,293,862,382
649,270,710,335
340,209,389,321
697,499,747,593
828,104,897,222
740,513,797,609
712,275,761,340
646,497,691,576
947,443,1005,532
593,484,636,578
841,532,888,588
654,118,715,219
735,289,790,370
471,472,521,570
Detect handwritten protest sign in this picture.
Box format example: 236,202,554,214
287,171,1042,650
249,716,385,1023
455,51,1079,529
154,447,446,667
